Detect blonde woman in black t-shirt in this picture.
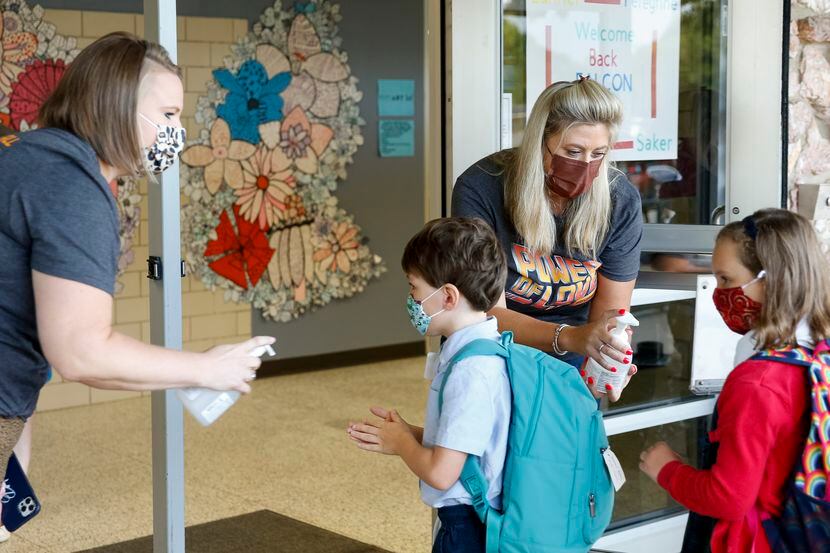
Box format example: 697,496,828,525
453,78,643,400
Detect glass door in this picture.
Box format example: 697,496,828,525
503,0,727,229
449,0,785,548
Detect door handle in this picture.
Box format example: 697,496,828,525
710,204,725,225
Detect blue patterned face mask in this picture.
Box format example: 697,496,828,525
406,287,445,336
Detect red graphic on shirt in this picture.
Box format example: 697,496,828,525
505,244,600,310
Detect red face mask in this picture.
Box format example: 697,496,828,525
712,271,766,335
545,153,603,199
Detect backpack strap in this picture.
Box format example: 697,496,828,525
753,340,830,502
752,344,814,368
436,332,512,527
438,332,511,415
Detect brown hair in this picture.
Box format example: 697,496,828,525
717,208,830,349
39,31,181,175
401,218,507,312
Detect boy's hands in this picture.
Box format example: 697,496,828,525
348,407,415,455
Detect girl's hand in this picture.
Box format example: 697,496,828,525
639,441,682,483
563,309,633,370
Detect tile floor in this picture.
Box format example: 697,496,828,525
3,357,433,553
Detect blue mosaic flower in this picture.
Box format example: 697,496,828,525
294,1,317,13
213,60,291,144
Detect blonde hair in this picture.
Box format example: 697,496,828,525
502,79,623,256
39,32,181,176
717,208,830,349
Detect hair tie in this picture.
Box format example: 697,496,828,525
578,74,591,82
742,216,758,240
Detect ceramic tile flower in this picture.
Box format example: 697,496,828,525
180,118,256,194
236,145,296,230
0,11,38,106
254,15,349,119
294,1,316,14
182,0,383,321
213,59,291,144
204,205,275,289
313,221,359,274
260,106,333,173
8,58,64,129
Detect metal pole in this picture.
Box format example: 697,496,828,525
143,1,185,552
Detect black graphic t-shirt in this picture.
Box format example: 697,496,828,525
452,152,643,327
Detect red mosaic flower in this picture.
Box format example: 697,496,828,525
204,205,275,289
9,59,66,130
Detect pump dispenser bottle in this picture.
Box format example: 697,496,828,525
178,344,275,426
584,312,639,394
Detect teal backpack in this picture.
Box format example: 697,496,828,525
438,331,615,552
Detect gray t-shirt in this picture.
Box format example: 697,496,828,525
452,152,642,327
0,128,119,418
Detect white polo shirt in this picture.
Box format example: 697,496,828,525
420,316,512,510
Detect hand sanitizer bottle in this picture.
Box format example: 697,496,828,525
584,312,639,394
177,344,276,426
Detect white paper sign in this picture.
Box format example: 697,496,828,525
526,0,681,161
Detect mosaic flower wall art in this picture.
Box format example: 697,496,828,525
0,0,143,292
181,0,384,322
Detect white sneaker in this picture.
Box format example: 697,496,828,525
0,525,9,543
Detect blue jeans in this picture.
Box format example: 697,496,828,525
433,505,486,553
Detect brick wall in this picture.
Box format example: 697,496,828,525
36,10,253,412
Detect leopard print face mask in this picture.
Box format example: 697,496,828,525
139,112,186,174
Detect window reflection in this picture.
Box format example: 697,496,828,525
608,417,709,525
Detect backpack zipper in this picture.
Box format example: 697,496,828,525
584,412,601,542
521,363,546,455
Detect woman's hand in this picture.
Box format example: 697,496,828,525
582,363,638,402
639,441,682,483
562,308,633,369
200,336,275,394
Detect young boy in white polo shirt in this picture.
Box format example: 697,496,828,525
348,217,511,553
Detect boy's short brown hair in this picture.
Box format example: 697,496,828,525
401,217,507,312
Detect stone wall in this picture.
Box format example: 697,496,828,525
790,1,830,252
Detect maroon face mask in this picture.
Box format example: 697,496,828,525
545,153,603,199
711,271,766,335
